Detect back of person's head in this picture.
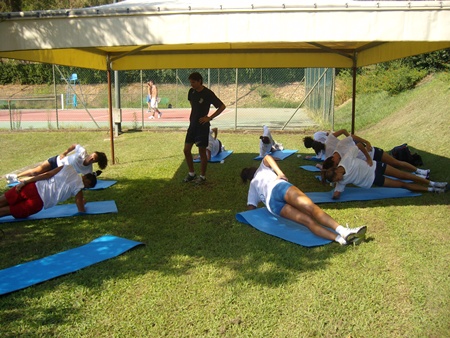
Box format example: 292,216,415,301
188,72,203,84
311,141,325,156
84,173,97,188
260,136,271,144
94,170,102,177
240,167,257,183
303,136,314,148
95,152,108,169
324,167,338,183
322,156,335,171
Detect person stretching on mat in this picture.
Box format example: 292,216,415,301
323,146,447,199
194,127,225,161
259,125,283,158
6,144,107,184
324,131,430,178
0,165,97,219
241,154,367,245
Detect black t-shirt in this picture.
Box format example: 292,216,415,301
188,87,224,125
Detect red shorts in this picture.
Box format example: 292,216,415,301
5,183,44,218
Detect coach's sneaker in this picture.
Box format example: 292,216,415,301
193,175,206,185
183,173,196,183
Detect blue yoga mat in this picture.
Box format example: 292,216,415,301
300,165,321,172
0,235,144,295
7,179,117,190
314,175,413,184
0,200,118,223
305,187,421,204
254,149,298,161
193,150,233,163
236,207,333,248
305,156,324,162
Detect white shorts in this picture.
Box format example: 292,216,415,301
150,98,158,109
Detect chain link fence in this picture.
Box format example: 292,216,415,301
0,66,334,130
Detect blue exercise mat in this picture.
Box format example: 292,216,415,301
236,207,333,248
193,150,233,163
7,179,117,190
0,200,118,223
304,156,324,162
305,187,421,204
254,149,298,161
300,165,321,172
314,175,413,184
0,235,144,295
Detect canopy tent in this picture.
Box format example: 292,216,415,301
1,0,449,162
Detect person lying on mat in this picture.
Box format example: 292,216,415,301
304,129,370,163
322,146,447,199
259,125,283,158
6,144,107,184
194,128,226,161
241,155,367,245
0,165,97,219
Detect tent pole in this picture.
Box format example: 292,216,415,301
351,55,357,134
107,63,116,165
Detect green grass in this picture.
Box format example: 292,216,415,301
0,73,449,337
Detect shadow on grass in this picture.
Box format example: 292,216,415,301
0,151,448,328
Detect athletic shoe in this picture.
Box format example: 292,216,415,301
5,174,18,184
346,236,364,246
149,116,154,119
431,187,447,194
341,225,367,242
183,174,196,183
416,169,430,179
158,112,162,118
193,176,206,185
430,181,448,188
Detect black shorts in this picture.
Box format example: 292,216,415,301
373,147,384,162
373,161,387,186
185,124,209,148
47,155,58,169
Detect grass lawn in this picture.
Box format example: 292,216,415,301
0,73,449,337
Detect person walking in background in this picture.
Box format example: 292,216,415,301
183,72,226,185
148,80,162,119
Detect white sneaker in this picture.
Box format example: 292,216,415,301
6,174,18,184
340,224,367,242
149,116,154,119
158,113,162,118
430,181,447,188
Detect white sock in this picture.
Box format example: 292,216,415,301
199,175,206,179
189,172,195,177
335,225,348,237
428,187,434,192
335,235,347,245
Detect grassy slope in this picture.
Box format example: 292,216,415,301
0,73,448,337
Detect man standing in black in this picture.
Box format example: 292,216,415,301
183,72,226,184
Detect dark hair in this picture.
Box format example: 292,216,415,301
311,141,325,156
260,136,271,144
94,170,102,177
303,136,314,148
84,173,97,188
188,72,203,84
320,157,336,184
324,167,339,183
240,167,257,183
95,152,108,169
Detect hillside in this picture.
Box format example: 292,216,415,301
339,72,449,182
